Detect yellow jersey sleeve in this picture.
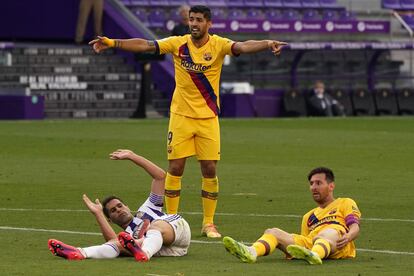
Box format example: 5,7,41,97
154,36,178,55
341,198,361,227
215,35,238,57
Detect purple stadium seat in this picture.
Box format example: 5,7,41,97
134,8,149,25
120,0,131,6
245,0,264,8
264,0,283,7
149,0,169,6
246,9,265,19
188,0,207,5
265,9,283,20
339,10,356,20
130,0,150,6
149,9,166,27
169,0,188,6
227,0,245,7
211,8,227,19
282,9,301,20
402,14,414,27
303,9,321,20
170,8,181,21
302,0,320,8
322,9,338,20
401,0,414,9
319,0,340,8
382,0,402,9
283,0,302,8
228,9,246,19
208,0,227,7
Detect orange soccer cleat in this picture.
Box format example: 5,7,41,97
118,232,148,262
48,239,85,260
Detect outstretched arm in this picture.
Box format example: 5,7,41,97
82,194,117,241
109,149,166,195
88,36,157,54
232,40,288,56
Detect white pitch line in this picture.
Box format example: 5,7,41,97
357,248,414,255
0,226,413,256
0,226,100,236
0,208,413,223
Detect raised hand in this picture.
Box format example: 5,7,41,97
82,194,103,215
109,149,134,160
268,40,288,56
88,36,114,53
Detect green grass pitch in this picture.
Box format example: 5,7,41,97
0,118,413,275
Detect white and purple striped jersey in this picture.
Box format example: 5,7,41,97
124,192,182,239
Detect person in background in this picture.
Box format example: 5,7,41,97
75,0,104,44
172,5,190,36
308,81,345,117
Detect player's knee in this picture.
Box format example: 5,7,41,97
200,161,217,178
168,162,185,176
264,227,291,243
264,228,281,237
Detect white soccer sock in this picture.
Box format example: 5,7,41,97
141,229,163,259
81,242,120,259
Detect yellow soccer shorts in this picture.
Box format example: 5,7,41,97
292,227,356,259
167,112,220,160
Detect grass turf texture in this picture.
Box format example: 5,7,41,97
0,118,413,275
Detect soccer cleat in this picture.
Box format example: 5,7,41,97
48,239,85,260
118,232,148,262
201,223,222,238
287,244,323,265
222,236,257,263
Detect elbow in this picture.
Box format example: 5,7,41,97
154,170,166,181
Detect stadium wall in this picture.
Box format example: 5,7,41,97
1,0,128,42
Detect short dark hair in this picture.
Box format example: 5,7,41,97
189,5,211,21
308,167,335,183
101,195,124,218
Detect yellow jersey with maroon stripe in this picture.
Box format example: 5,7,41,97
300,198,361,258
154,34,236,118
301,198,361,236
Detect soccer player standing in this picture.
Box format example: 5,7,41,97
223,167,361,264
89,5,287,238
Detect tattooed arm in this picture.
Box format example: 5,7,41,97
89,36,157,54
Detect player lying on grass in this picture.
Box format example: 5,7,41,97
48,149,191,262
89,4,287,239
223,167,361,265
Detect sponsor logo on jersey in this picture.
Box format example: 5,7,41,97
203,52,212,61
180,59,211,72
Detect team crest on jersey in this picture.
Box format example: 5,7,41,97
329,209,337,215
167,145,172,154
203,52,212,61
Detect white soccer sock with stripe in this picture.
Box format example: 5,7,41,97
80,242,120,259
141,229,163,259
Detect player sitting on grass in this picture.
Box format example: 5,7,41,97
48,149,191,262
223,167,361,265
